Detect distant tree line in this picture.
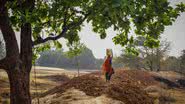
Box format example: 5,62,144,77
114,37,185,73
36,46,104,69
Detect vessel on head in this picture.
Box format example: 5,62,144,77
106,49,113,57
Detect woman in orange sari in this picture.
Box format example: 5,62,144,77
102,49,114,82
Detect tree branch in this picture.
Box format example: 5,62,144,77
33,12,90,46
70,8,86,15
67,13,89,29
32,27,68,46
63,6,68,28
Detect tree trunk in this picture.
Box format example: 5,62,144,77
0,1,33,104
6,21,33,103
76,56,80,77
156,48,160,72
149,60,153,71
6,23,32,104
7,67,31,104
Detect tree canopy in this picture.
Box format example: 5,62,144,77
5,0,185,55
114,37,171,71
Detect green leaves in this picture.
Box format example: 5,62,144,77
100,31,107,39
54,41,62,49
32,43,51,63
176,2,185,12
112,0,122,8
144,38,160,48
64,30,80,45
5,0,185,56
113,32,129,46
35,43,51,53
125,46,139,56
65,41,85,58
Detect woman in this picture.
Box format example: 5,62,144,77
102,49,114,82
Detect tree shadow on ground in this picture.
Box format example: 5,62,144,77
153,76,180,88
177,79,185,88
37,74,70,83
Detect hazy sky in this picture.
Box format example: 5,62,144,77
75,13,185,59
1,0,185,59
76,0,185,58
77,0,185,58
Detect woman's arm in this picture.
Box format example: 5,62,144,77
111,49,113,58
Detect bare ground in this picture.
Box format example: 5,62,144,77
1,67,185,104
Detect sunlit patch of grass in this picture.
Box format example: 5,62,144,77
158,91,176,104
1,67,70,102
0,71,8,81
148,87,185,104
0,96,9,104
145,85,185,104
165,89,185,104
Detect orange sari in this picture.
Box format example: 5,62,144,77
102,56,113,74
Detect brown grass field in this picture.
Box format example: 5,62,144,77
0,66,80,103
0,67,185,104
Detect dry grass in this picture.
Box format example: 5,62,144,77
148,88,185,104
0,68,185,104
0,67,77,102
165,89,185,104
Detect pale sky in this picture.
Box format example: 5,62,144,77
76,12,185,59
1,0,185,59
79,24,122,58
77,0,185,58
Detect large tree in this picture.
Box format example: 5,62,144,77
0,0,184,104
137,38,171,71
164,56,181,71
114,37,171,71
